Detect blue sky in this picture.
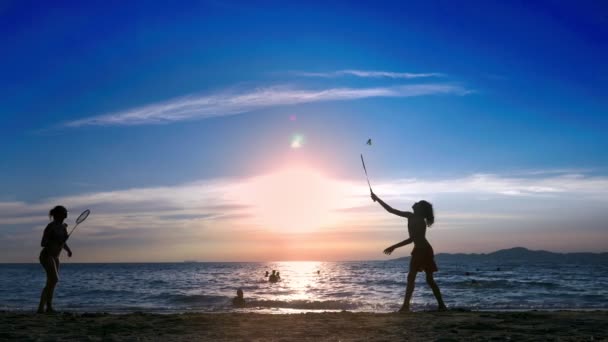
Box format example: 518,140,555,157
1,1,607,262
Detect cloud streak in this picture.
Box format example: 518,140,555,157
2,170,608,261
64,84,467,127
372,173,608,199
294,70,444,79
2,171,607,229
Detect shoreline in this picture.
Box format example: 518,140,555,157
2,310,606,341
4,307,608,314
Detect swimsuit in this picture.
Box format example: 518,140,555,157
410,245,438,273
408,220,438,273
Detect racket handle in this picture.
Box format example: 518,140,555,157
68,223,79,236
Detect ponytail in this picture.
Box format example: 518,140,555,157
418,200,434,227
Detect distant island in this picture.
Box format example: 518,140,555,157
390,247,608,264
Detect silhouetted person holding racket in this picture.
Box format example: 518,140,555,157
37,206,72,313
371,193,446,312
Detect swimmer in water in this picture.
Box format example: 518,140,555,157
232,288,246,307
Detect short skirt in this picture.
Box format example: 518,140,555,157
410,245,438,273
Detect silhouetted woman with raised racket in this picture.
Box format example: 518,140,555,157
371,192,446,312
37,205,72,313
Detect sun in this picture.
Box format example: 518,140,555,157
241,167,345,232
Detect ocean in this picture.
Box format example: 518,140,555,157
1,260,606,313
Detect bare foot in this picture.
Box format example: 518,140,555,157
398,306,410,313
46,308,57,314
437,305,448,312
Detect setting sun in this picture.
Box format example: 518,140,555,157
241,167,348,232
1,2,606,340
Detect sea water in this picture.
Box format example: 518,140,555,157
1,260,606,313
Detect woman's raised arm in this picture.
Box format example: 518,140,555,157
372,192,413,218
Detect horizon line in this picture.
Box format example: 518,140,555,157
3,247,606,264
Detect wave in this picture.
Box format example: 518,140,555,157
77,289,137,297
158,293,362,310
153,293,230,306
240,299,360,311
2,262,606,314
445,279,560,289
359,279,403,286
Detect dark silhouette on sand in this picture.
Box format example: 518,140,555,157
38,206,73,314
232,288,245,307
371,192,446,312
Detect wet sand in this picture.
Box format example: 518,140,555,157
1,310,606,341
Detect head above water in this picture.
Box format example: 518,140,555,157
412,200,434,227
49,205,68,222
236,288,243,298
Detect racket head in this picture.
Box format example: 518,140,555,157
75,209,90,225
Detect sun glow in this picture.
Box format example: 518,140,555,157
241,167,350,232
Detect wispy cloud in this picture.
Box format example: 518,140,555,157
373,173,608,199
294,70,444,79
2,170,608,261
64,84,467,127
2,170,607,229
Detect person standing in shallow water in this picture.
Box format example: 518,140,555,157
371,192,446,312
38,206,72,313
269,270,278,283
232,288,246,307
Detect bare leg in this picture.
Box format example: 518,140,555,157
45,258,59,313
37,287,47,314
45,283,57,313
38,256,58,313
425,272,446,310
400,270,417,312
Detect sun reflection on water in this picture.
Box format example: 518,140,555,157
272,261,323,302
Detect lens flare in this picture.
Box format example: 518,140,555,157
290,134,305,149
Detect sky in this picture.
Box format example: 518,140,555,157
1,0,607,262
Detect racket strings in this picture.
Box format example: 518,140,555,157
68,209,91,237
76,209,90,224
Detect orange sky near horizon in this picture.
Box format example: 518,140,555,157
3,162,607,263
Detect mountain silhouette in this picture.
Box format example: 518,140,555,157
390,247,608,264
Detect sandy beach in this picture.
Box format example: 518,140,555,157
1,310,606,341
